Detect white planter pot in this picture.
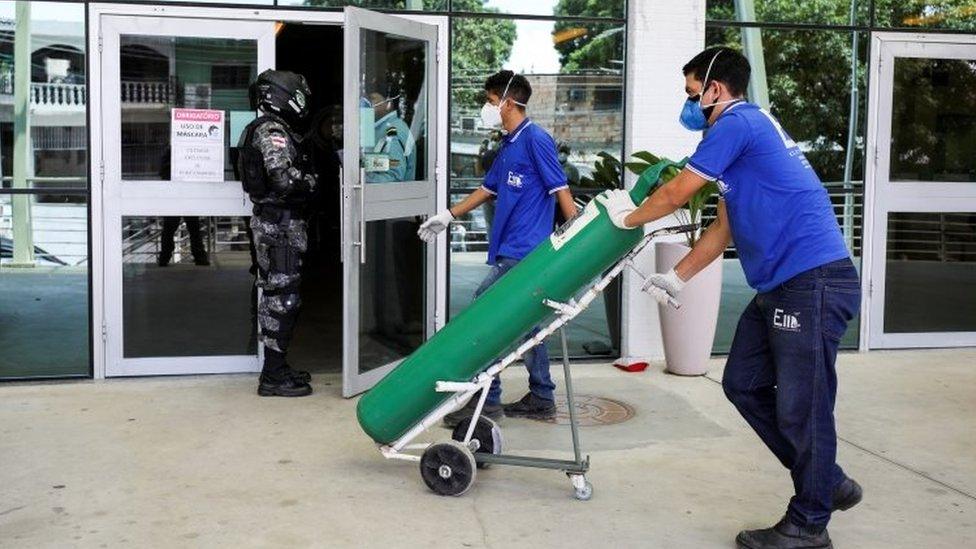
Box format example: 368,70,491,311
655,241,723,376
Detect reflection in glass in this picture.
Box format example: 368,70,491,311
0,1,88,192
449,16,626,355
359,217,425,373
359,29,427,183
705,28,868,183
701,30,867,237
702,27,867,350
706,0,870,26
485,0,625,18
884,212,976,333
119,36,257,181
890,57,976,182
875,2,976,30
0,193,89,378
122,216,256,358
278,0,446,10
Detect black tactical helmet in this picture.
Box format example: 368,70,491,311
251,70,312,124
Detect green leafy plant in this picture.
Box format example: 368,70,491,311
625,151,718,247
578,151,622,190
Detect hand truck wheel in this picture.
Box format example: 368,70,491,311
451,416,503,469
420,440,477,496
569,474,593,501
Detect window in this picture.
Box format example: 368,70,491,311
0,1,89,379
704,12,868,352
211,64,253,91
449,15,626,358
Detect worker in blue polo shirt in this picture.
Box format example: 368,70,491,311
418,70,578,426
598,47,862,549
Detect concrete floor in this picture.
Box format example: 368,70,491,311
1,348,975,548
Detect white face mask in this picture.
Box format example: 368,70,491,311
480,101,503,128
479,74,527,129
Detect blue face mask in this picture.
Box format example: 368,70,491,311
679,97,708,131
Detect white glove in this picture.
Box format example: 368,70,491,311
418,208,455,243
642,269,686,307
595,189,637,229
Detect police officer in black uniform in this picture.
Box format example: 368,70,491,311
236,70,316,397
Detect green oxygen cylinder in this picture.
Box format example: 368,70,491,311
357,158,685,445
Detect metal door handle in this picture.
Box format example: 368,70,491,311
355,168,366,264
338,166,345,263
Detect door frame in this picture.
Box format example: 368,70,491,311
88,3,449,379
861,32,976,350
341,6,441,397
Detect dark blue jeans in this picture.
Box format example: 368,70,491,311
475,257,556,406
722,258,860,529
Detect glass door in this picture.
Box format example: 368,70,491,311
342,7,438,396
866,35,976,349
99,15,275,375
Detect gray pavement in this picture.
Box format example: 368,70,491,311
1,348,974,548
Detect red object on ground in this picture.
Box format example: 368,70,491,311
613,361,649,373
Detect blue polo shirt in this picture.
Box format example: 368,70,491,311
687,101,850,293
481,119,568,263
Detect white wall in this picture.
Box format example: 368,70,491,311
620,0,705,363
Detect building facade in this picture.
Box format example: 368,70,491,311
0,0,973,391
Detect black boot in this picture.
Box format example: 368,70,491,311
257,371,312,397
832,476,862,512
443,397,503,428
736,517,832,549
503,392,556,420
285,364,311,384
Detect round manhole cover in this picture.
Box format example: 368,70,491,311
544,394,635,426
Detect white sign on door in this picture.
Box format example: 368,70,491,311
171,108,225,182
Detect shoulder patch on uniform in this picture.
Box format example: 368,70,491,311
256,120,291,149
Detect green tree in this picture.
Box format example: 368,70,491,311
874,0,976,30
450,0,516,110
706,0,976,181
705,1,865,180
552,0,625,72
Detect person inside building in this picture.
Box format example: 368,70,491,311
417,70,578,426
156,148,209,267
304,106,343,266
365,91,416,183
157,216,208,267
556,140,580,187
597,47,862,549
236,69,317,397
477,128,505,233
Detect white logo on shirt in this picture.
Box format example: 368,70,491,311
507,171,523,188
773,308,802,332
716,179,730,195
759,109,797,149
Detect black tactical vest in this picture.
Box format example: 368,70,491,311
234,115,315,207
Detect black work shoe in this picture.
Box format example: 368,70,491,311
503,393,556,420
443,397,503,428
736,517,832,549
832,476,863,512
257,372,312,397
